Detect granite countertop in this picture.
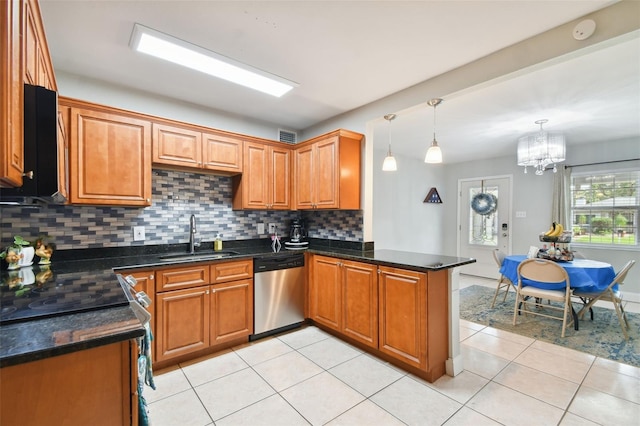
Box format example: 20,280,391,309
0,239,474,367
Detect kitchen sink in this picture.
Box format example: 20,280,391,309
158,251,240,262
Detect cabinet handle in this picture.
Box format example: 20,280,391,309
149,275,154,280
23,171,34,179
206,290,210,294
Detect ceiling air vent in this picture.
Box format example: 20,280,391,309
278,129,297,144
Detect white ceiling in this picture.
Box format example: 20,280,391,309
39,0,639,164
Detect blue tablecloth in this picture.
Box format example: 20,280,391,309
499,255,616,293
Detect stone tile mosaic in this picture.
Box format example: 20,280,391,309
1,170,363,250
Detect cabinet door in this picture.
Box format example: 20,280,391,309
270,145,291,209
23,0,55,90
202,132,242,174
378,266,427,369
210,279,253,344
156,285,210,362
152,123,202,168
69,108,152,206
1,0,24,187
342,260,378,348
22,0,38,86
121,269,155,315
240,141,270,209
314,136,339,208
1,341,134,426
56,108,69,202
309,255,342,330
293,143,314,209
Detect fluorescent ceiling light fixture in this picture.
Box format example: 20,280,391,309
129,23,297,97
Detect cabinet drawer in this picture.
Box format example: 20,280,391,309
156,265,210,292
211,260,253,284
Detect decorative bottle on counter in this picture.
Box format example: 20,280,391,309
214,234,223,251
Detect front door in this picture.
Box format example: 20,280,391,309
459,176,511,278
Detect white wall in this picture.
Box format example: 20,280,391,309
373,149,447,254
56,72,284,140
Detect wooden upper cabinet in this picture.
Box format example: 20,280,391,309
22,0,55,90
152,121,242,175
202,132,242,174
2,0,57,187
232,141,291,210
67,104,152,206
293,130,363,210
0,0,24,187
153,123,202,168
56,106,69,202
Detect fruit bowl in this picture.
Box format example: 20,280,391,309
539,231,572,243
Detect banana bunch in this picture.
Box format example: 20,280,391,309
544,222,564,237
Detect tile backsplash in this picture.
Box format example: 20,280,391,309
1,170,363,250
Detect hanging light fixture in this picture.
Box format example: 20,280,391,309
382,113,397,171
517,119,566,175
424,98,443,164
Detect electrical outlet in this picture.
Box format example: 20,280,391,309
257,223,265,234
133,226,145,241
268,223,277,234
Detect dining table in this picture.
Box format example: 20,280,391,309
500,254,617,293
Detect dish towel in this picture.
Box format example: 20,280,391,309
138,322,156,425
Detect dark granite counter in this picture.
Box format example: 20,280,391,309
1,238,474,367
306,248,475,273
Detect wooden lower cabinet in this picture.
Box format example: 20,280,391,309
309,255,449,382
156,285,210,362
154,260,253,364
0,341,137,426
210,279,253,345
309,255,342,330
378,266,427,369
309,255,378,348
342,260,378,348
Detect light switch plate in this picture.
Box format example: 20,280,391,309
515,211,526,218
133,226,146,241
257,223,265,234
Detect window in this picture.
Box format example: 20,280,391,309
570,170,639,246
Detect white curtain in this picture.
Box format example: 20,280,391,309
551,166,571,226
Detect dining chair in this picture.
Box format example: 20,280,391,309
573,259,635,340
491,249,514,308
513,258,576,338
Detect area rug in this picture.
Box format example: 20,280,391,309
459,285,640,367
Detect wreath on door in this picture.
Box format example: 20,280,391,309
471,181,497,216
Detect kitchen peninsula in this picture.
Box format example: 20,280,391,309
1,242,474,412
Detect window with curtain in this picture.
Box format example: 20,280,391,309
570,170,639,246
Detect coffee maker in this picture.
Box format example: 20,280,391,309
285,218,308,249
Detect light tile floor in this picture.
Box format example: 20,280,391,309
146,275,640,426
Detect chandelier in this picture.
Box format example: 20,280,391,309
517,119,566,175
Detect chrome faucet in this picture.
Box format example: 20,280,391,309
188,214,198,254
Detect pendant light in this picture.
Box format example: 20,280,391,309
424,98,443,164
382,114,397,171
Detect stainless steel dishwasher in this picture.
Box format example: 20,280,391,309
251,252,305,340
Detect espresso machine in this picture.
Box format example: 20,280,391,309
285,218,308,249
